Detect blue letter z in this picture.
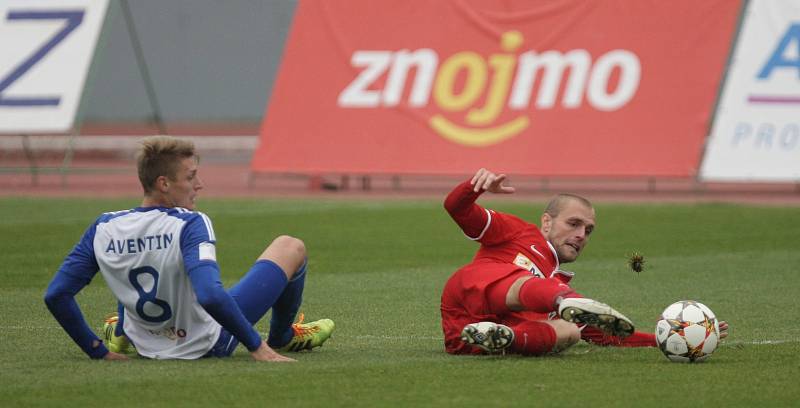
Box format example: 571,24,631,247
0,10,85,107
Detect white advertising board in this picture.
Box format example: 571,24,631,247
0,0,108,133
700,0,800,182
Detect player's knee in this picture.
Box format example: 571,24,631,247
551,320,581,351
259,235,307,277
269,235,306,258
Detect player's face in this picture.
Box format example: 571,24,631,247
541,201,595,263
165,157,203,210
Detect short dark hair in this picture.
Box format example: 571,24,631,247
544,193,593,217
136,136,197,193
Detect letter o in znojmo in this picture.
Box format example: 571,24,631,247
587,50,641,111
434,52,487,112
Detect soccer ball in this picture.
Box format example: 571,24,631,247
655,300,720,363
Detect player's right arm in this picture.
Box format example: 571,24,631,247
44,221,111,359
444,168,520,243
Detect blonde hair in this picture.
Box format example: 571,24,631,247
136,136,197,193
544,193,593,217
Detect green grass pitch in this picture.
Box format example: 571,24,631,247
1,197,798,407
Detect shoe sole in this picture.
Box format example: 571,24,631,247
281,334,332,352
460,322,514,353
286,339,314,352
560,306,634,337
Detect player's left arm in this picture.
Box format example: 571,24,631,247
181,214,262,352
44,223,110,359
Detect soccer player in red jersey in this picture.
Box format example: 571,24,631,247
441,168,725,355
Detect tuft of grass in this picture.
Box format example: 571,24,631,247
0,197,798,407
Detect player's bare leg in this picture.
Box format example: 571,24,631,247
508,277,582,351
252,235,336,351
504,276,634,338
504,276,533,311
545,319,581,352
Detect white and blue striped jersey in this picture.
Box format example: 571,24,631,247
90,207,220,359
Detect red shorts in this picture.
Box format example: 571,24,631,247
440,262,557,355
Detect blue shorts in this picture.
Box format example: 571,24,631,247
205,328,240,357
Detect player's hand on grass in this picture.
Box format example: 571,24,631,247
103,351,130,361
718,321,729,339
250,341,296,362
470,168,515,194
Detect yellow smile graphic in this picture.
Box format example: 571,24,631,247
429,114,529,147
427,31,528,147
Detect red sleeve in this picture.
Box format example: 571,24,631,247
444,179,530,246
444,179,489,239
581,326,657,347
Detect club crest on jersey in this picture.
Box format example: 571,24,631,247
513,253,545,278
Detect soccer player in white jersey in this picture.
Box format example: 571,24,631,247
44,136,333,361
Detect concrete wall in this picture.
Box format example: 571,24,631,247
82,0,297,126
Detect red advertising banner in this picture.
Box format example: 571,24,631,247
252,0,741,176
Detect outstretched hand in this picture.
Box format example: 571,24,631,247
103,351,130,361
718,321,729,340
470,168,515,194
250,341,296,362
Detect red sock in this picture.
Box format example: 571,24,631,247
517,277,576,313
510,320,557,355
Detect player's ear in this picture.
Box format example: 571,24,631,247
540,213,552,233
155,175,170,193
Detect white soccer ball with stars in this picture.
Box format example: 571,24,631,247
655,300,720,363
